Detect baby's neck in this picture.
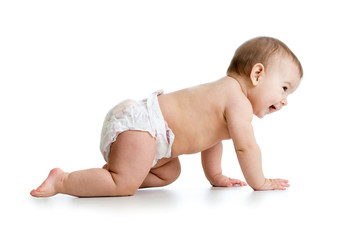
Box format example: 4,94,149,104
227,74,249,98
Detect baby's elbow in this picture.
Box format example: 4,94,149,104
235,144,259,153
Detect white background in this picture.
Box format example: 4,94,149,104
1,0,359,239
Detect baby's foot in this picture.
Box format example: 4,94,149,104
30,168,64,197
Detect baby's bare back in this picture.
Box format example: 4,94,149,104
158,77,242,157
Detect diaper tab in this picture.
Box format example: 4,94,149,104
146,90,175,160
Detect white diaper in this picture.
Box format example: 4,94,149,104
100,90,175,167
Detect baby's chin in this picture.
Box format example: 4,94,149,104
257,106,277,118
254,112,266,119
255,109,272,119
254,105,275,118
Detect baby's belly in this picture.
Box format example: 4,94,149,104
170,127,230,157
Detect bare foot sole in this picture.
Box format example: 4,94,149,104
30,168,64,197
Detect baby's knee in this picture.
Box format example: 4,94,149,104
163,159,181,185
171,161,181,181
115,183,138,196
110,172,139,196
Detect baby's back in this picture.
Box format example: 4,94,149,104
158,77,241,157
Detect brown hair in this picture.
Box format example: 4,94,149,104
227,37,303,79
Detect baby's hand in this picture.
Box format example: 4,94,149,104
211,174,247,187
255,178,290,191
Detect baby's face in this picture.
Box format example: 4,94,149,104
251,55,301,118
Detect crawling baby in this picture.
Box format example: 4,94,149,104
31,36,302,197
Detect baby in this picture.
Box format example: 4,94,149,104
31,37,303,197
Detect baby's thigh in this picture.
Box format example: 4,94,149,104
108,131,156,185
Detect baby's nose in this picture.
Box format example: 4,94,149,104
281,98,288,106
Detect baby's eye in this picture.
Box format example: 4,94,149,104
282,86,288,92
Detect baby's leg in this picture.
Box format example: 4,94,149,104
30,131,156,197
140,157,181,188
30,167,120,197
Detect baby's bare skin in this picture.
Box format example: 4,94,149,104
31,53,299,198
158,77,234,157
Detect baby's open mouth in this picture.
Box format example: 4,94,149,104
269,105,276,110
265,105,277,115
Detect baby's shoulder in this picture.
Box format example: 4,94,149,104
221,78,253,120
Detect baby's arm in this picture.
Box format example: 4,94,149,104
225,97,289,190
201,142,247,187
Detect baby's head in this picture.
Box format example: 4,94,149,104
227,37,303,118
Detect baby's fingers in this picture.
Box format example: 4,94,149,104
270,179,290,190
229,178,247,187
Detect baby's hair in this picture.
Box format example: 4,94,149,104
227,36,303,79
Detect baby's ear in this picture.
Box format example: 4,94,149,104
250,63,265,86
